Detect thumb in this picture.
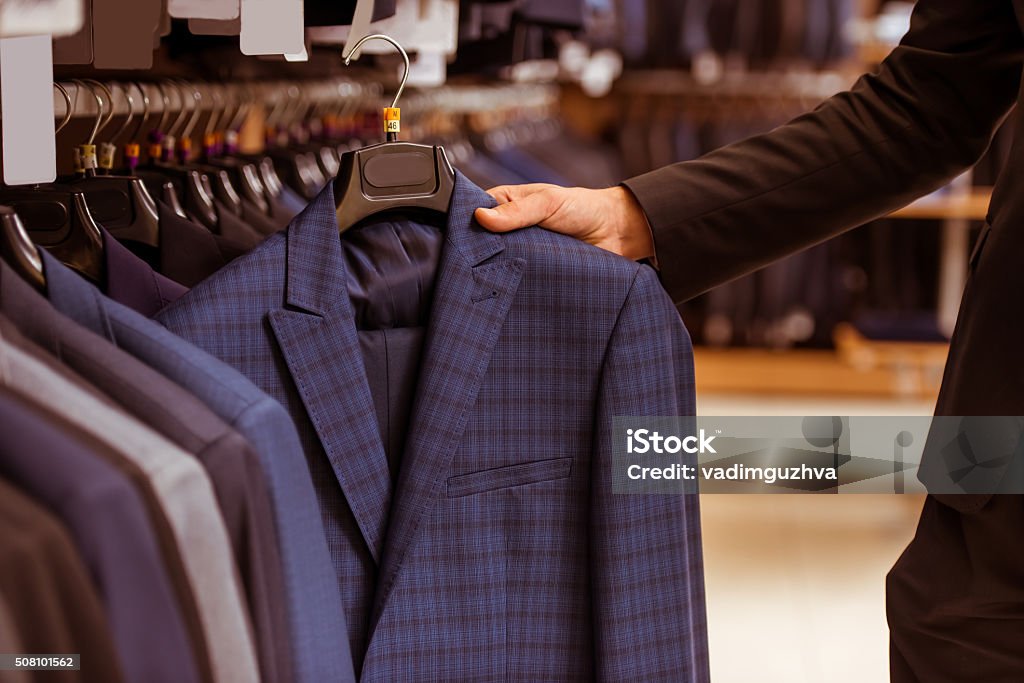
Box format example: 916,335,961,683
475,189,558,233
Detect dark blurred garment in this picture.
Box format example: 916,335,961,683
486,147,571,185
269,186,308,225
516,0,584,27
0,265,291,683
215,200,266,248
41,251,357,683
0,477,124,683
0,319,260,683
241,200,283,238
304,0,397,26
158,201,250,287
0,593,28,683
0,386,200,683
803,0,854,65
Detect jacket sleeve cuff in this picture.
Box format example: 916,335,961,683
622,170,695,303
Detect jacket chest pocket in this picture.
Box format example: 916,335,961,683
446,457,573,498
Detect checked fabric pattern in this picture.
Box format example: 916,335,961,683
156,172,709,682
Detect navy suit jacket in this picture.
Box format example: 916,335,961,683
40,252,356,683
156,173,709,681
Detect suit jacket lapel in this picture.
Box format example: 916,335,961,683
369,175,525,633
267,186,392,564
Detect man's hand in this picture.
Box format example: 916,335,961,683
474,184,656,261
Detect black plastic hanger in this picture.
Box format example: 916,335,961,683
145,82,218,228
115,82,189,220
335,35,455,233
201,86,271,214
0,187,106,284
262,88,328,200
0,206,45,292
171,80,246,217
0,83,105,284
64,80,160,249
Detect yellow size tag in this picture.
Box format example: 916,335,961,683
383,107,400,134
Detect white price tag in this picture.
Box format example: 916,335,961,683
170,0,239,20
0,0,84,38
240,0,303,55
0,35,56,185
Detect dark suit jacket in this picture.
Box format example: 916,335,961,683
0,477,124,683
156,173,709,681
159,201,250,288
623,0,1024,511
101,226,187,317
40,252,356,683
0,387,201,683
0,262,292,683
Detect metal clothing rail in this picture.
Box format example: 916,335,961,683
43,80,561,124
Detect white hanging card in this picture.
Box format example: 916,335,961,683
0,0,84,38
0,35,56,185
240,0,303,55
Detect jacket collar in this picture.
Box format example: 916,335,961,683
269,172,522,574
39,249,117,343
283,172,506,315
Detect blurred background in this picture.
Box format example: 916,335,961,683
541,1,975,680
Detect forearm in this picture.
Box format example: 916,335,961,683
624,0,1024,303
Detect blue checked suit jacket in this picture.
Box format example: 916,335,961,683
156,173,709,682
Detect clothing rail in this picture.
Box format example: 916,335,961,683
41,80,560,125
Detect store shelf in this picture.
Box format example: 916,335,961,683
888,188,992,221
694,326,948,399
858,41,894,65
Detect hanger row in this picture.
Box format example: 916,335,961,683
46,80,560,127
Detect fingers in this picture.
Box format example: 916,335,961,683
485,183,559,204
475,188,560,233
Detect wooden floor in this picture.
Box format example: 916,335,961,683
697,394,931,682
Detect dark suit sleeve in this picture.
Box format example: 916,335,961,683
622,0,1024,303
590,265,709,681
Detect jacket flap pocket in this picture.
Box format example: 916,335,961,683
447,457,573,498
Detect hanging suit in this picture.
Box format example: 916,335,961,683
0,263,292,683
0,385,202,683
39,253,357,683
0,478,124,683
155,173,709,681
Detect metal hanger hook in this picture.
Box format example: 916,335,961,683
343,33,409,110
129,82,151,142
53,82,73,134
177,80,203,139
108,82,136,145
72,79,104,144
82,79,116,140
